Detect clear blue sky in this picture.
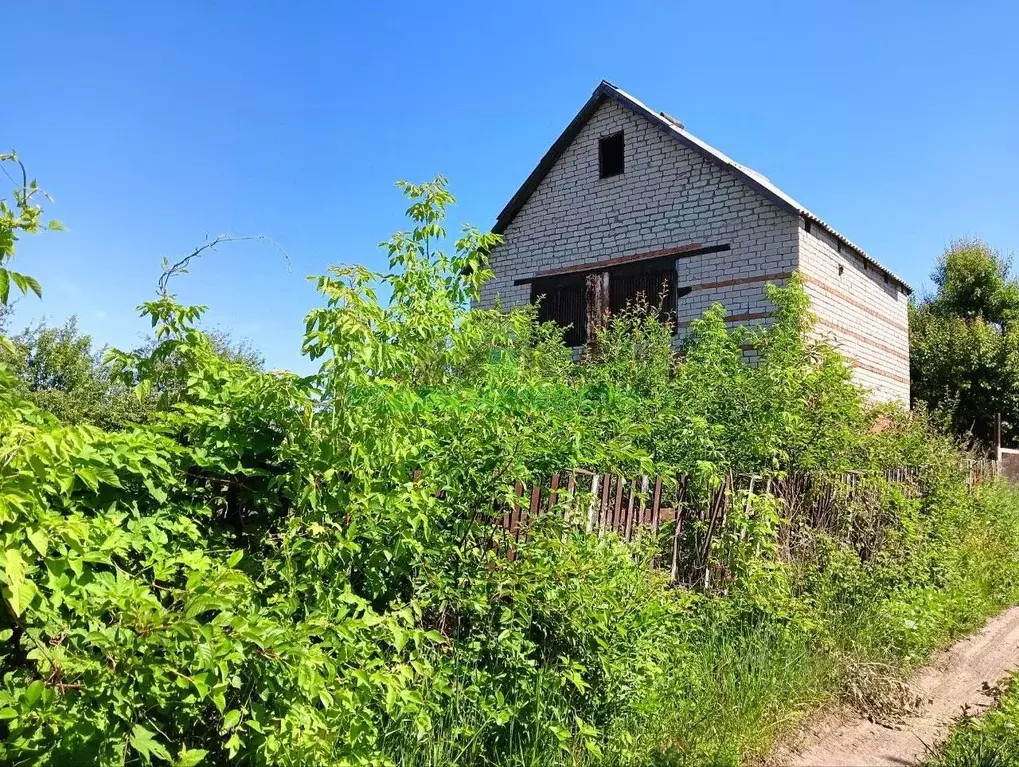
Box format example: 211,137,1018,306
5,1,1018,371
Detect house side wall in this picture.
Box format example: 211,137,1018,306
796,223,910,403
477,99,800,335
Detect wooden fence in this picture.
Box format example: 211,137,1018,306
487,464,974,587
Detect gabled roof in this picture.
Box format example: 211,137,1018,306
493,80,912,294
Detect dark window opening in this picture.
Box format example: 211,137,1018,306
598,132,624,178
531,275,586,347
608,261,678,329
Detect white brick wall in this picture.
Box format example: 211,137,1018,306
797,223,910,403
478,99,800,334
478,97,910,404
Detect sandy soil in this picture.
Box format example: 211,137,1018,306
771,605,1019,766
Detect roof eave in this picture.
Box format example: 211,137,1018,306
492,81,913,295
493,85,610,235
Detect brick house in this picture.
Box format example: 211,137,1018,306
476,81,912,403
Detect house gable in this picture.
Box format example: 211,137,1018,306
492,81,911,295
797,221,911,403
478,96,800,334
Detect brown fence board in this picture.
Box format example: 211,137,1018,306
475,464,933,586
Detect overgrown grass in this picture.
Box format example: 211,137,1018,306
650,479,1019,766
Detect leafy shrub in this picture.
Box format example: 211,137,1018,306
2,163,1019,766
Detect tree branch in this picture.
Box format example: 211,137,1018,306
157,234,291,295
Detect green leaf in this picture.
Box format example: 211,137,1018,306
225,550,243,568
211,689,226,714
27,529,48,557
7,270,41,299
174,748,208,767
92,466,123,488
0,708,17,720
24,680,44,707
3,549,34,616
144,478,168,504
130,723,172,763
22,274,41,298
0,269,8,304
220,709,242,733
75,466,99,493
135,379,153,403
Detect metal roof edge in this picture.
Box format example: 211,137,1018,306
492,81,912,294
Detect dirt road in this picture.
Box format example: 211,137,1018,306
773,606,1019,766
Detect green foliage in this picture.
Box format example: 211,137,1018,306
1,316,151,429
578,273,868,480
929,241,1019,327
0,152,61,306
0,315,262,430
2,166,1019,767
911,240,1019,444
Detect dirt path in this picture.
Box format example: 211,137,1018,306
772,606,1019,766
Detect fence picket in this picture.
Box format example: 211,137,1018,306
477,464,928,586
651,477,663,535
623,481,637,542
669,476,688,582
586,474,601,533
599,475,612,538
634,476,649,542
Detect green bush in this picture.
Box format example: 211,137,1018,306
2,165,1019,766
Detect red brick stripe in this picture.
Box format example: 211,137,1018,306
687,271,792,292
815,318,911,364
802,276,908,333
676,311,771,329
851,360,910,386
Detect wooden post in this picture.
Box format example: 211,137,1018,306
670,477,688,582
565,473,576,522
634,475,649,541
623,480,637,542
586,474,601,534
548,472,561,513
996,412,1003,464
738,476,756,545
650,476,664,536
599,474,613,538
585,271,610,347
612,477,625,535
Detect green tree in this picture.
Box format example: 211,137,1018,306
1,316,149,429
928,240,1019,327
911,240,1019,445
0,314,262,430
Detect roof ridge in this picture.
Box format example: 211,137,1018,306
494,81,911,293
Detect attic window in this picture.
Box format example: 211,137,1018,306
598,132,624,178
